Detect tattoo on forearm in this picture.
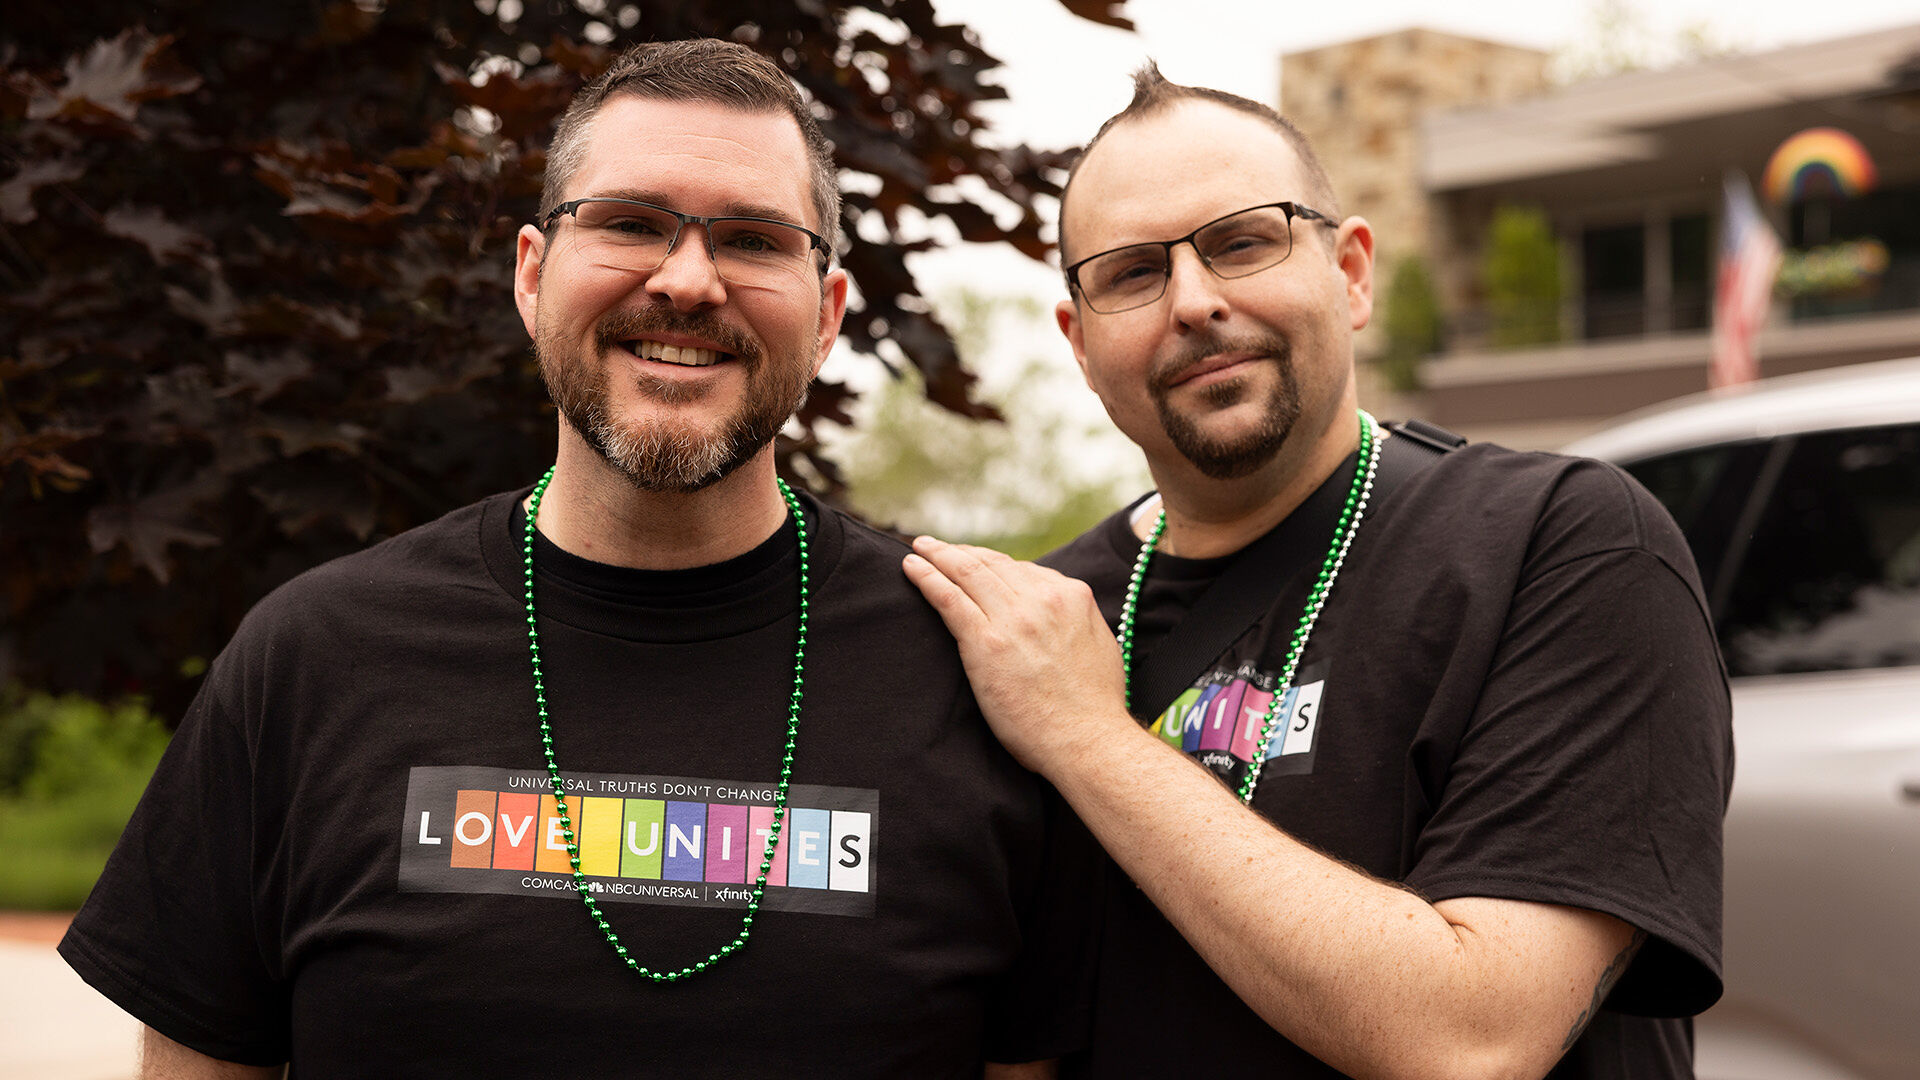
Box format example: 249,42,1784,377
1560,929,1647,1052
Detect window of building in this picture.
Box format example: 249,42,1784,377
1581,223,1644,339
1669,213,1710,332
1787,180,1920,321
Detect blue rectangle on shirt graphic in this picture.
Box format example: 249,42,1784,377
786,807,832,890
1182,683,1223,754
663,800,706,881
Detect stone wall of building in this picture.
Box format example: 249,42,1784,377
1279,29,1550,352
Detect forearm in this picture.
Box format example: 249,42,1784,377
1042,721,1625,1080
900,539,1636,1079
139,1028,283,1080
984,1059,1057,1080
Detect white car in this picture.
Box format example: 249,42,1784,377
1563,358,1920,1080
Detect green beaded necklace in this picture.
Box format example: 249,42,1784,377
522,467,808,981
1119,409,1379,803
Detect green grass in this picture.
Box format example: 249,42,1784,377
0,691,169,910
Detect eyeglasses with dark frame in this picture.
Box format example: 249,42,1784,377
1064,201,1339,314
542,196,831,287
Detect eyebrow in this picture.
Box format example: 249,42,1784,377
588,189,807,227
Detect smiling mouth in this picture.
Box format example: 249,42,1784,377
1164,353,1260,389
625,339,731,367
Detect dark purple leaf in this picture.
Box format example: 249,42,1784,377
1054,0,1135,29
250,472,378,540
26,29,200,129
0,158,84,224
86,481,222,584
163,276,242,336
103,205,209,264
255,417,369,457
221,350,312,403
2,0,1126,719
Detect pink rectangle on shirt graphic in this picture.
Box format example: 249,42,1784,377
1199,679,1249,753
748,805,787,887
1231,687,1276,762
705,802,751,884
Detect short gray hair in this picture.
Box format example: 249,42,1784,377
541,39,840,253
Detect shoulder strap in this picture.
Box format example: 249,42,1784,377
1367,417,1466,503
1128,420,1465,720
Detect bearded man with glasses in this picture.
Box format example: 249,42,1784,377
906,66,1731,1080
61,38,1091,1079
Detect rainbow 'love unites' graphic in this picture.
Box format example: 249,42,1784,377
1762,127,1878,203
398,766,880,917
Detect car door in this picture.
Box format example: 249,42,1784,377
1623,422,1920,1080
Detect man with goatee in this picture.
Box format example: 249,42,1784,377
62,39,1086,1079
906,67,1731,1080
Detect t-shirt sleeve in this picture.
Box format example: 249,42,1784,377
57,644,292,1066
1405,464,1733,1017
980,781,1102,1063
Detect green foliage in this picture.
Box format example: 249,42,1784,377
1776,239,1888,298
1482,205,1564,349
835,290,1148,561
0,690,170,909
1379,256,1442,391
1553,0,1741,83
0,691,49,794
0,2,1132,720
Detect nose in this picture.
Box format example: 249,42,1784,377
643,223,728,311
1163,241,1229,331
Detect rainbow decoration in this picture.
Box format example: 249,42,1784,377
1762,127,1877,203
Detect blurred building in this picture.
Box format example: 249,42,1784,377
1283,23,1920,447
1280,29,1552,279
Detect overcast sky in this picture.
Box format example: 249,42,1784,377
939,0,1920,149
903,0,1919,299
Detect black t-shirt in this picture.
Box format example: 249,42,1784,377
1042,442,1733,1079
61,490,1093,1077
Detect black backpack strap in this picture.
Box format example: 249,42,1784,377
1370,418,1465,497
1128,419,1465,720
1390,417,1469,453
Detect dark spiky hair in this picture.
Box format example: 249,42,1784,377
1057,62,1340,266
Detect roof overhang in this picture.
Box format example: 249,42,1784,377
1422,24,1920,191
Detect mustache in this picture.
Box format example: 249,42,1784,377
1148,331,1292,393
593,305,760,362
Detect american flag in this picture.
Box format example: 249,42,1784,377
1711,172,1782,389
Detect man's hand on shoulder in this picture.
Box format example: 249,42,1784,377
903,536,1132,771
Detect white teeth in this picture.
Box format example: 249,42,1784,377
631,340,722,367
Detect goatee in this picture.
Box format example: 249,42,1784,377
536,304,812,493
1148,331,1301,479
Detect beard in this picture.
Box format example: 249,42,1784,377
536,303,814,494
1147,330,1302,480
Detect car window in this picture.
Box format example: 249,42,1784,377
1718,423,1920,676
1622,441,1767,608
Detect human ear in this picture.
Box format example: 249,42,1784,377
1334,216,1375,331
513,224,546,340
